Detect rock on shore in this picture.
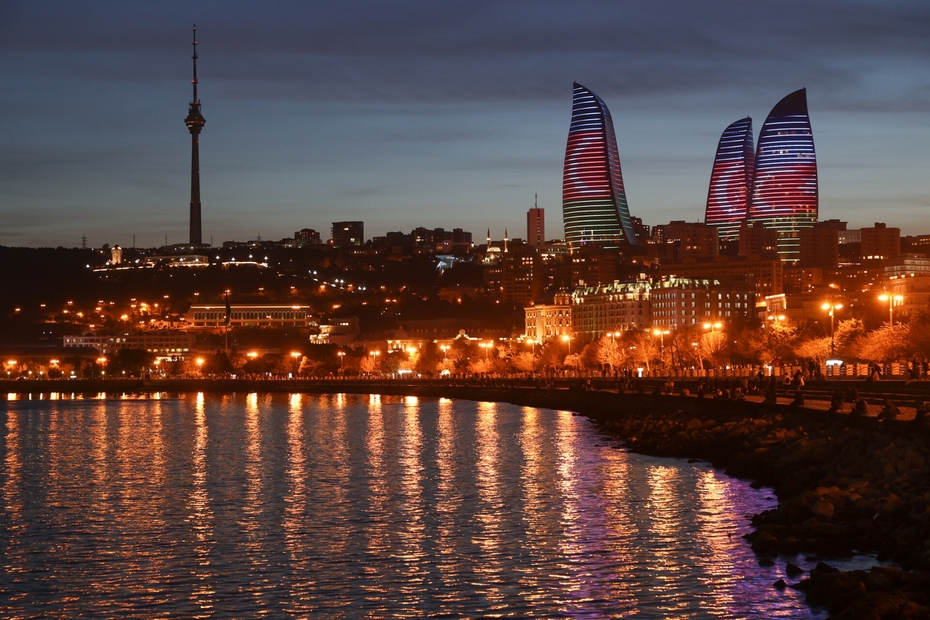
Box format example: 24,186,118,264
572,393,930,619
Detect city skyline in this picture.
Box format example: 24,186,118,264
2,1,930,248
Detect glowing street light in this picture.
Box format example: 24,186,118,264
652,328,670,367
439,344,449,360
561,333,572,355
878,293,904,325
821,302,843,356
337,350,346,369
479,341,493,360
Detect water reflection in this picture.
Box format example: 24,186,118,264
474,401,506,609
283,391,309,615
189,392,215,614
0,395,825,619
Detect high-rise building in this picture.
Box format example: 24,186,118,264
738,221,778,257
799,221,842,270
332,221,364,247
652,221,719,260
562,83,637,250
704,117,754,242
527,198,545,247
748,88,817,263
861,222,901,262
184,26,206,247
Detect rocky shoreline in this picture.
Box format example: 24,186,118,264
566,391,930,619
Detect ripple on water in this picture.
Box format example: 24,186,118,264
0,394,833,618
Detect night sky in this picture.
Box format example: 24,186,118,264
2,1,929,248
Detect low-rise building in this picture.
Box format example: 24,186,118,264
570,280,650,340
524,290,572,340
186,304,314,328
63,331,195,356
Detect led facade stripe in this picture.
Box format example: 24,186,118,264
748,88,817,262
562,83,638,249
704,117,754,242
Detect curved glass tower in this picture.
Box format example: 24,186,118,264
748,88,817,262
704,117,754,242
562,82,637,249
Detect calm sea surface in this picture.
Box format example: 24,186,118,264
1,392,828,618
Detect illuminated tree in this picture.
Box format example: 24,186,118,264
856,323,911,362
511,352,536,373
359,355,379,376
596,335,627,372
833,318,865,358
628,330,659,372
727,326,770,366
563,353,583,371
537,338,567,373
794,337,831,366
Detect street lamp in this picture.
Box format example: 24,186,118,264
337,350,345,369
821,302,843,356
480,341,492,360
561,334,572,355
440,344,449,360
878,293,904,325
652,328,670,368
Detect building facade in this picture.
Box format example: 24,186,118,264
656,255,784,296
524,291,572,340
705,117,754,242
527,207,545,247
64,332,195,357
570,281,650,340
650,277,755,329
332,221,364,247
562,82,637,249
861,222,901,262
799,222,840,270
186,304,313,328
748,88,818,263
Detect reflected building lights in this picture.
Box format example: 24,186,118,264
189,392,216,609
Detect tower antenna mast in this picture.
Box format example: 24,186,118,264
185,24,206,247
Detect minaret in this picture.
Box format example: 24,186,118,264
504,228,509,253
185,25,205,247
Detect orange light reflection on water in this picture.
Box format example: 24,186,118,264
283,391,309,615
189,392,216,614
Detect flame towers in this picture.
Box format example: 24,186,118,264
704,117,754,242
747,88,817,261
704,89,817,261
185,26,205,247
562,83,637,249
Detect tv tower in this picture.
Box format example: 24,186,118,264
184,25,205,246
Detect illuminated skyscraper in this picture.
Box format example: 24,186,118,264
704,117,754,242
185,26,206,247
562,83,637,249
748,88,817,262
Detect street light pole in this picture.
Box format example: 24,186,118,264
652,328,669,369
821,302,843,357
878,293,904,325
